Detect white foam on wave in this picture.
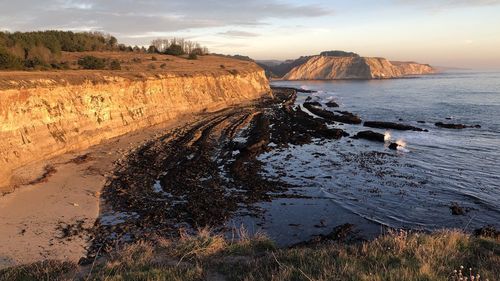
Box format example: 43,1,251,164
396,139,407,148
384,131,392,142
316,188,336,199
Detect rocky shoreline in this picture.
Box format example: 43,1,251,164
82,87,349,262
0,85,493,269
76,86,487,263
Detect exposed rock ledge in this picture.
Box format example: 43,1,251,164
0,69,270,190
283,56,435,80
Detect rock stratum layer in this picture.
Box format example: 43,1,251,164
283,56,435,80
0,65,270,190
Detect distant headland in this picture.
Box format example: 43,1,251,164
257,50,435,80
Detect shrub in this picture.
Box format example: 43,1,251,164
151,56,157,61
77,55,106,70
147,45,158,54
165,44,184,56
160,63,167,69
24,57,47,69
118,44,128,51
188,53,198,60
0,48,24,70
191,48,204,56
109,59,121,70
50,62,65,70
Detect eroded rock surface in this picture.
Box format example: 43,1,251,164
283,56,435,80
0,66,270,190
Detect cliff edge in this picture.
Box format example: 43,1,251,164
283,56,435,80
0,53,270,191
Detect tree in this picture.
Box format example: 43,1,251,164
0,48,23,69
27,45,53,63
165,44,184,56
118,44,128,51
147,45,158,54
107,36,118,49
150,37,208,56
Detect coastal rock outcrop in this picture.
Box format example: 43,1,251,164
353,131,386,142
0,66,270,190
435,122,481,129
303,102,362,124
364,121,427,132
283,56,435,80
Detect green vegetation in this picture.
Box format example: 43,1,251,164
190,48,205,56
149,38,209,57
0,32,211,70
77,56,106,70
109,59,122,70
165,44,185,56
77,56,123,70
0,47,23,70
0,260,77,281
0,31,119,52
320,50,360,57
0,31,123,70
1,229,498,281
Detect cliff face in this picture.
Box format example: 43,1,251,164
0,69,270,189
283,56,435,80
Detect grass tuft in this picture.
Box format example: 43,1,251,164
0,260,76,281
1,229,498,281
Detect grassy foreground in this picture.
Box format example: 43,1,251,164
1,228,498,281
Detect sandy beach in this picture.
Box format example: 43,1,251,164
0,114,196,269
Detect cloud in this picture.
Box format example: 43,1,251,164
0,0,331,42
218,30,260,37
60,0,94,10
395,0,500,10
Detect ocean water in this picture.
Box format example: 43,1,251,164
230,71,500,245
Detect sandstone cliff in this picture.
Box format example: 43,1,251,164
283,56,435,80
0,60,270,189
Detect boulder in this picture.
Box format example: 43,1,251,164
364,121,426,132
389,143,399,150
435,122,481,129
353,131,385,142
325,101,339,108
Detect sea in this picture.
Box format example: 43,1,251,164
229,71,500,245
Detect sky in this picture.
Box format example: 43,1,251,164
1,0,500,68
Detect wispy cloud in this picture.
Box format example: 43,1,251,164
60,0,94,10
395,0,500,10
0,0,331,42
218,30,260,37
